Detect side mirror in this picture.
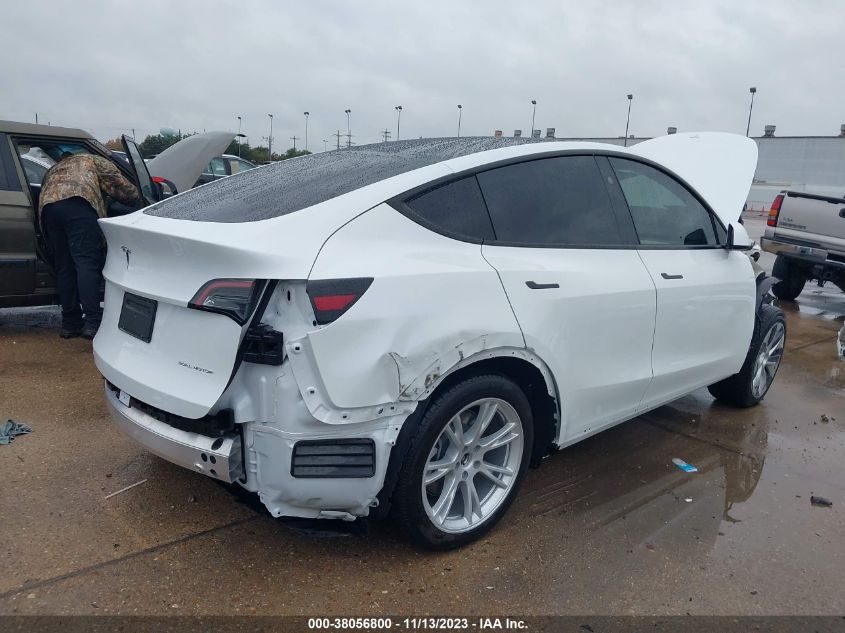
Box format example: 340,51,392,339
726,223,752,250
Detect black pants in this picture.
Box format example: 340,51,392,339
41,197,105,330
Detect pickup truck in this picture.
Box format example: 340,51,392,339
760,190,845,300
0,121,234,308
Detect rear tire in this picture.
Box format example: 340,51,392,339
708,304,786,408
392,374,533,550
771,256,806,301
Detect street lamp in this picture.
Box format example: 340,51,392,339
457,104,462,137
237,116,242,157
530,100,537,137
303,112,309,151
395,105,402,141
624,94,633,147
344,109,351,148
323,139,328,152
746,87,757,137
267,114,274,160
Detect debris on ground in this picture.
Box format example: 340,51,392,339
672,458,698,473
103,479,148,500
0,419,32,445
810,495,833,507
820,414,830,423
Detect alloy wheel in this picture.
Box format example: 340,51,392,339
751,321,785,398
421,398,524,534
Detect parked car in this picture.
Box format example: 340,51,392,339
0,121,234,308
760,190,845,300
93,133,785,548
194,154,257,187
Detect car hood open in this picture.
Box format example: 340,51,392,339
628,132,758,225
146,131,235,195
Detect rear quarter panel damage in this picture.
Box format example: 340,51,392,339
303,203,529,411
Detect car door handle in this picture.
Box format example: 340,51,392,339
660,273,684,280
525,281,560,289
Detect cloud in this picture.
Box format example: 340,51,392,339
1,0,843,147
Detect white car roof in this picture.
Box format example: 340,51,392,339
143,134,756,227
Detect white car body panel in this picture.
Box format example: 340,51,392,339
92,134,764,525
146,131,236,194
480,245,656,441
306,203,526,409
635,249,756,409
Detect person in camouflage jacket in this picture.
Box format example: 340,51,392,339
39,153,140,339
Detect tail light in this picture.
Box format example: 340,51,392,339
307,278,373,324
767,193,784,227
189,279,265,324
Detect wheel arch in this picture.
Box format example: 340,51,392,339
375,349,560,519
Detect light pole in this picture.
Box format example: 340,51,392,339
267,114,274,160
746,87,757,137
624,94,633,147
323,139,328,152
457,104,462,137
344,109,351,148
303,112,309,151
395,105,402,141
237,116,242,157
530,100,537,137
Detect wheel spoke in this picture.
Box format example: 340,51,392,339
425,452,458,485
443,415,465,449
461,478,483,522
466,401,498,445
432,473,459,524
478,466,509,489
479,422,518,451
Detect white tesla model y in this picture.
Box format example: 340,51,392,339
93,133,785,548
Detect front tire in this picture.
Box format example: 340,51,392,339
392,374,533,549
708,304,786,407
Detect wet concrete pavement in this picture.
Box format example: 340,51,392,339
1,237,843,615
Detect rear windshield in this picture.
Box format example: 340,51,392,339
143,137,544,223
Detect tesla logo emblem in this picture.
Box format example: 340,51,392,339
121,246,131,267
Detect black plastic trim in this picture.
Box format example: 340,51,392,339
291,438,376,478
786,190,845,204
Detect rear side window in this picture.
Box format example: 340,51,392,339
477,156,622,246
403,176,495,242
0,134,22,192
609,158,717,247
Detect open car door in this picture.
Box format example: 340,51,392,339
121,135,158,207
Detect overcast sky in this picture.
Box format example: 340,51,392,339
1,1,843,150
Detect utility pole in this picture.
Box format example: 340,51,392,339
35,113,39,124
624,94,633,147
303,112,309,151
334,129,342,151
290,135,298,151
395,105,402,141
344,109,352,148
746,87,757,137
267,114,274,160
237,116,242,157
457,104,462,137
381,129,392,142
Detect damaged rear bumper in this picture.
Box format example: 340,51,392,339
104,383,244,483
